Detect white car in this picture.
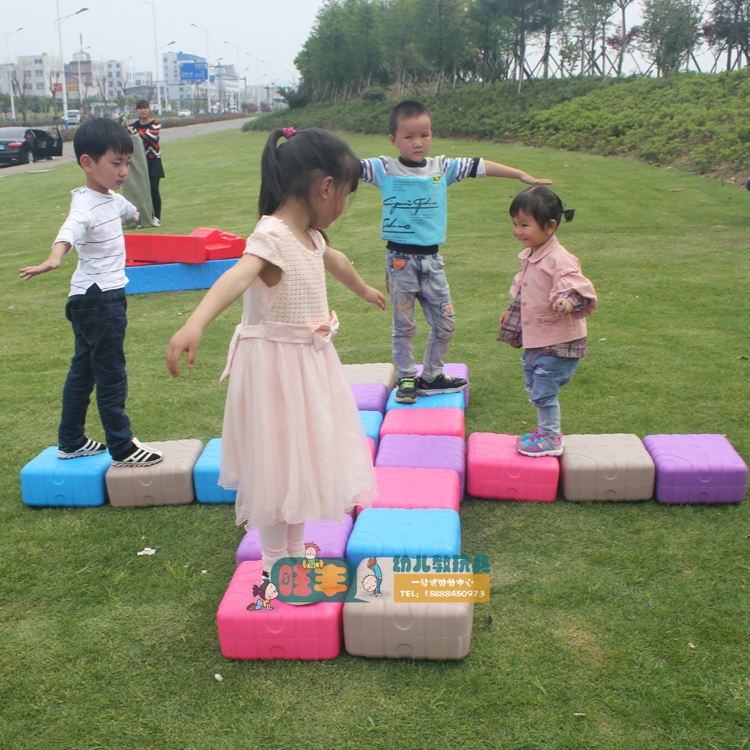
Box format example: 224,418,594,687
177,110,191,117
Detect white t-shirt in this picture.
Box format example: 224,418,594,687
55,186,137,296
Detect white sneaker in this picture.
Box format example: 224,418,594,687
151,217,161,227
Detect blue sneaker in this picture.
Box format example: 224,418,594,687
516,431,563,457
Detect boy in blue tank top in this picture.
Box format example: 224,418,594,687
360,100,552,403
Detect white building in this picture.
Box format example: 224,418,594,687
1,54,62,98
104,60,134,101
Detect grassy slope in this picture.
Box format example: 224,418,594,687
1,128,749,750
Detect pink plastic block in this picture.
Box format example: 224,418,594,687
380,408,465,440
217,561,344,660
367,437,376,462
467,432,559,502
416,362,469,407
351,384,387,413
236,516,354,566
358,467,461,513
375,434,465,498
643,434,747,504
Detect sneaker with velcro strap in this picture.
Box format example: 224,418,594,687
57,437,107,459
416,373,468,396
111,438,164,468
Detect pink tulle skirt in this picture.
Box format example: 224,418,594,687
219,336,376,528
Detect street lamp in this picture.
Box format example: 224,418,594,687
77,42,91,115
224,41,240,108
245,53,266,110
5,27,22,122
156,40,175,115
190,23,210,114
55,3,88,128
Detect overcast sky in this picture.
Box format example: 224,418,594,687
4,0,323,87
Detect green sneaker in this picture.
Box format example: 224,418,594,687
395,376,418,403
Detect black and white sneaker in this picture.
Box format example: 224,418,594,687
395,376,418,403
111,438,164,468
57,437,107,459
417,373,468,396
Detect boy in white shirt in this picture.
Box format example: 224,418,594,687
20,117,163,467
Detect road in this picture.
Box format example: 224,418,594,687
0,117,255,177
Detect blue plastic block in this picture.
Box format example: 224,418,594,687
125,258,238,295
359,411,384,449
194,438,236,504
20,447,111,507
346,508,461,569
385,390,465,412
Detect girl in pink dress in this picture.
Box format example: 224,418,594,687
167,128,385,574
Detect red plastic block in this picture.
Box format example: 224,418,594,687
380,408,465,440
217,561,344,660
125,233,206,264
467,432,559,502
190,227,246,260
358,467,461,514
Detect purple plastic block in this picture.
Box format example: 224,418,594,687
351,384,387,413
416,362,469,407
643,434,747,504
375,434,465,498
236,516,354,567
217,560,344,660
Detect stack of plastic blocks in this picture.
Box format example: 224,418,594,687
194,438,236,504
236,516,354,566
20,448,112,507
643,434,748,504
216,560,344,660
466,432,559,502
343,557,474,660
106,439,204,507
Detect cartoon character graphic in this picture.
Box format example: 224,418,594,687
248,576,279,611
302,542,324,570
362,557,383,596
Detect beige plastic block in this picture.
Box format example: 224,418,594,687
342,363,396,395
106,439,204,507
343,557,473,660
560,433,655,502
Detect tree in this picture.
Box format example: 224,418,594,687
708,0,750,69
639,0,703,76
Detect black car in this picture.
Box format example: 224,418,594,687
0,126,64,166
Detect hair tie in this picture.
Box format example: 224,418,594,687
282,127,297,139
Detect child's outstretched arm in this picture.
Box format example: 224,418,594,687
324,247,386,310
484,161,552,186
166,253,269,377
19,241,71,280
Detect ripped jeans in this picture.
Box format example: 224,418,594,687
521,350,579,439
386,250,455,380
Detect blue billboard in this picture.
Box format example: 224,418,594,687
180,62,208,82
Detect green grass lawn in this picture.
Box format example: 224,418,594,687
1,128,749,750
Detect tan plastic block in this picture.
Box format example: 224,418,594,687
560,434,655,502
342,363,396,395
343,557,473,660
106,439,204,507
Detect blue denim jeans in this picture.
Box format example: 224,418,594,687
385,250,455,380
59,285,133,457
521,350,579,439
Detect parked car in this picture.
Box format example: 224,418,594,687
66,109,81,125
177,110,191,117
0,127,64,166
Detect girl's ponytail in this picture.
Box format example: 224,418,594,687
562,208,575,223
510,186,574,229
258,129,286,218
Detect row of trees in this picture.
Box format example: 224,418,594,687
291,0,750,103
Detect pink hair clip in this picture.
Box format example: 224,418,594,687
282,127,297,139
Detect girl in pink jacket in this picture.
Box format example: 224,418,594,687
498,187,597,457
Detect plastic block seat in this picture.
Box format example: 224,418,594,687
217,560,344,660
343,557,474,660
351,383,388,413
194,438,236,504
359,411,384,449
560,434,655,502
467,433,559,502
346,508,461,569
643,434,748,504
106,439,203,507
380,407,465,440
415,362,470,407
358,467,461,514
125,258,237,295
236,516,354,566
385,389,464,412
20,447,112,507
376,434,466,498
342,363,396,395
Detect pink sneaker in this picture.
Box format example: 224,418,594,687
516,431,563,457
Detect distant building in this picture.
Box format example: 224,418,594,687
104,60,134,101
0,54,62,97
